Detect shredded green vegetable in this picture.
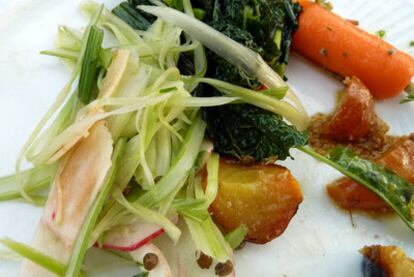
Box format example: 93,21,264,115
0,238,85,277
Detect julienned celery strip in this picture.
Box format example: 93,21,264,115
138,112,206,207
65,139,126,277
113,189,181,242
184,216,231,262
224,224,248,250
195,78,302,128
0,238,84,277
0,165,56,201
299,146,414,231
177,207,209,222
78,25,104,104
15,5,105,203
202,153,219,209
40,49,80,61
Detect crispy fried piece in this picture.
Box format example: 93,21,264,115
209,158,303,244
327,136,414,212
361,245,414,277
321,76,375,142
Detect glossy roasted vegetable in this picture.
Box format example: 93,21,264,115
361,245,414,277
321,77,375,142
327,136,414,212
208,158,303,244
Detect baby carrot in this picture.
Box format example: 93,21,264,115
292,0,414,99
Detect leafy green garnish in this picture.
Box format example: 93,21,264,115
410,40,414,47
65,139,126,277
224,225,248,250
300,146,414,231
206,104,308,161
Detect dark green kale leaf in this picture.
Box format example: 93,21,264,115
205,104,309,161
204,0,301,78
112,0,305,162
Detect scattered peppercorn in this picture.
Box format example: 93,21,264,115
215,260,233,276
143,253,158,271
342,52,349,58
197,252,213,269
387,49,396,56
319,48,328,57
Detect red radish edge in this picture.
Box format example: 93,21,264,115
97,228,165,252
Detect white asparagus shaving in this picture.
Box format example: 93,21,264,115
20,121,113,276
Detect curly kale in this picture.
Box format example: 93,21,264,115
199,0,307,161
205,104,308,161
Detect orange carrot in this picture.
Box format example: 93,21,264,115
292,0,414,99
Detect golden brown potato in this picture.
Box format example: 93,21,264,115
361,245,414,277
209,158,303,244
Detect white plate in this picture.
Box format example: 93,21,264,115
0,0,413,276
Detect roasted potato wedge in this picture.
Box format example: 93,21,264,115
209,158,303,244
322,76,375,142
361,245,414,277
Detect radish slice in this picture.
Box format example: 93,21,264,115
100,215,179,252
154,219,235,277
130,243,173,277
101,220,164,252
20,121,113,277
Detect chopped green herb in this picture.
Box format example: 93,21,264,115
410,40,414,47
375,29,386,39
316,0,333,10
